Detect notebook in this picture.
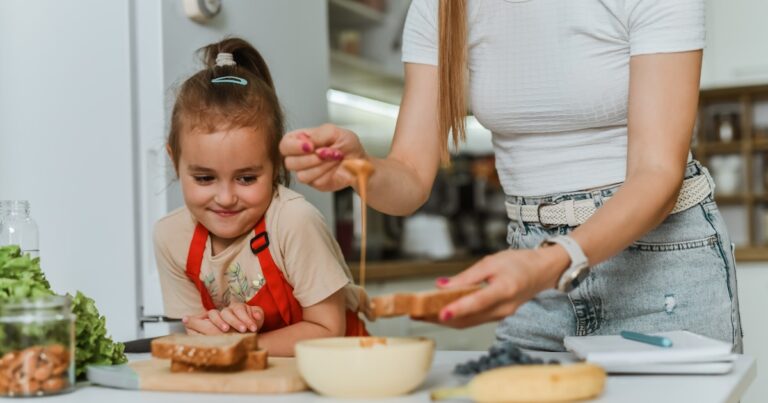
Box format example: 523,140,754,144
564,330,736,374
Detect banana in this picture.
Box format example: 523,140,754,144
431,363,606,402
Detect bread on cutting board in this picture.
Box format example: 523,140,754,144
370,286,482,319
170,349,269,373
151,333,258,367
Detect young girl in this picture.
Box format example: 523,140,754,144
153,37,369,356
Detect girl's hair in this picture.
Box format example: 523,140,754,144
438,0,468,162
168,37,289,187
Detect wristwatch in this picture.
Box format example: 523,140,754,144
539,235,590,293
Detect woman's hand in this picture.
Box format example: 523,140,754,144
431,247,569,328
182,303,265,335
279,124,369,192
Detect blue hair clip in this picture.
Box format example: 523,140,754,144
211,76,248,86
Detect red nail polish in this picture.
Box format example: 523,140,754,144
333,151,344,160
302,142,311,153
436,277,450,285
441,310,454,321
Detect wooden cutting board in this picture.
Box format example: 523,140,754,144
87,357,307,394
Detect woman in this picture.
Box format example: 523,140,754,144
280,0,742,352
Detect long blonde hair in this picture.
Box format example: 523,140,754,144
438,0,468,162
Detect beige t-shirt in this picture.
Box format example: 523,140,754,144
154,185,361,318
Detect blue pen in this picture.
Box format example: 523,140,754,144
620,330,673,348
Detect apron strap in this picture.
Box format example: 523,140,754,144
251,217,304,326
185,223,217,311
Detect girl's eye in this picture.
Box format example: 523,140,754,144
193,175,215,184
237,175,258,185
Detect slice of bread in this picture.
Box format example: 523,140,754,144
151,333,258,367
370,286,482,319
244,348,268,370
169,349,269,373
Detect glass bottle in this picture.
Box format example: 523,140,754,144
0,201,39,258
0,295,76,397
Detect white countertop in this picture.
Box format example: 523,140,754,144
43,351,755,403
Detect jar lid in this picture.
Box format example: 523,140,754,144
0,295,71,312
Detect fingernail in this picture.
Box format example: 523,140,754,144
222,324,229,331
333,150,344,160
250,325,257,332
302,142,311,153
239,326,246,332
436,277,450,286
182,316,188,323
441,310,454,321
318,149,330,160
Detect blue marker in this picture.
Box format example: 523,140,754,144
620,331,673,348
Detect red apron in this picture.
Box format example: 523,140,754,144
185,216,368,336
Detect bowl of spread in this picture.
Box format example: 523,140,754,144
295,336,435,398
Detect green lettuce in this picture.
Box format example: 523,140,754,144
0,245,127,379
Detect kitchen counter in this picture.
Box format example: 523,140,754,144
42,351,754,403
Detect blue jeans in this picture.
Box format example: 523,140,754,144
496,160,743,353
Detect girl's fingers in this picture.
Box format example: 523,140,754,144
186,327,201,335
220,308,248,333
232,305,257,332
185,317,223,335
250,306,265,329
207,309,230,332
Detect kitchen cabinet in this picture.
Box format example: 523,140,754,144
695,85,768,258
701,0,768,89
327,0,408,104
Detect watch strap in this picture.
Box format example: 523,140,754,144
541,235,590,293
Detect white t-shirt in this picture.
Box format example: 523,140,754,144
402,0,705,196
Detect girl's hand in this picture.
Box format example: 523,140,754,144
208,303,265,333
279,124,369,192
182,312,223,335
431,247,569,328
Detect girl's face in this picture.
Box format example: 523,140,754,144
177,127,275,246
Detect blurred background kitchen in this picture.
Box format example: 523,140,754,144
1,0,767,400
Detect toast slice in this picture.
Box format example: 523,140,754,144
169,349,269,373
151,333,258,367
370,286,482,319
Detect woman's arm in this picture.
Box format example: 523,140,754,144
436,50,703,327
569,50,702,265
256,289,347,357
281,63,442,216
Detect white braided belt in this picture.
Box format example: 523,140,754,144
505,174,712,227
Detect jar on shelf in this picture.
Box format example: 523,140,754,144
0,295,75,397
0,201,40,258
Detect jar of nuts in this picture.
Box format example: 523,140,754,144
0,295,75,397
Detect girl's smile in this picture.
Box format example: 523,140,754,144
176,126,275,253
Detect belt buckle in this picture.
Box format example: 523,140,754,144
536,202,560,229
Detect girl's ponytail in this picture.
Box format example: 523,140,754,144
200,37,275,90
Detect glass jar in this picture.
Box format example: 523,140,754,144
0,296,75,397
0,201,40,258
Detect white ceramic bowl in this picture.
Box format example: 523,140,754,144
295,337,435,398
